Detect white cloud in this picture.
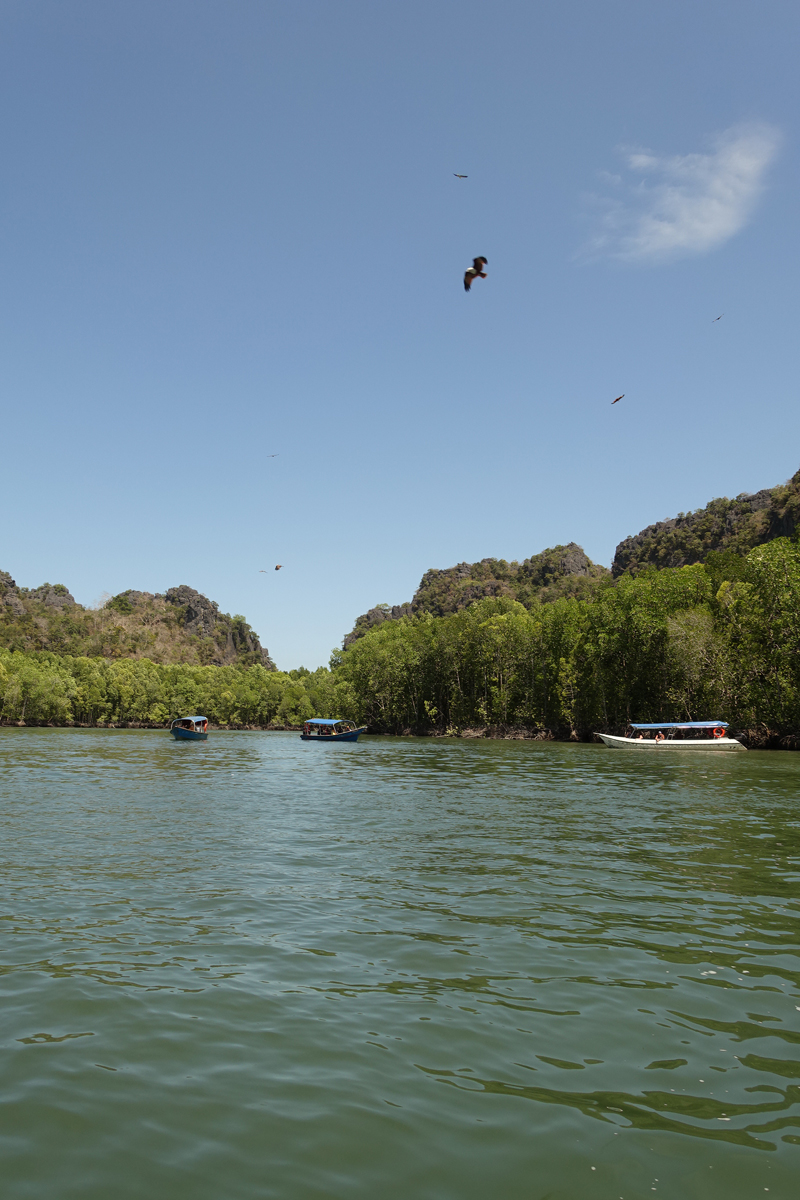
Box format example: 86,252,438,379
582,123,781,263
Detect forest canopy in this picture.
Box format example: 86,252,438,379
0,654,346,729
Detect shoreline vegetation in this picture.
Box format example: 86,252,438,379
3,470,800,749
2,534,800,749
2,723,795,751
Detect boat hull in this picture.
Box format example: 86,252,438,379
598,733,744,751
171,728,209,741
300,728,366,742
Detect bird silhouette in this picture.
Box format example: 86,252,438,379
464,257,487,292
275,565,282,571
454,173,468,178
712,314,724,322
266,453,279,457
611,394,624,405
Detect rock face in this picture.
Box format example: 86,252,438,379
531,543,596,581
163,585,273,666
410,543,609,619
412,563,514,617
1,573,76,614
164,586,223,637
343,543,610,646
27,583,77,609
343,604,413,648
0,572,24,617
612,468,800,577
0,571,275,668
114,590,154,608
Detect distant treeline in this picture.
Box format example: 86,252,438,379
0,654,349,728
3,538,800,745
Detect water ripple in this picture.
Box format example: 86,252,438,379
1,728,799,1199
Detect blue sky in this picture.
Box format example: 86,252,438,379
1,1,798,668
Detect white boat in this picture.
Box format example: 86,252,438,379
597,721,745,750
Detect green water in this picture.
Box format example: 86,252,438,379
1,730,799,1199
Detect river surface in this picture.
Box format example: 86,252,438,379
1,729,799,1199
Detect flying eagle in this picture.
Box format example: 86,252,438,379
454,173,468,178
464,257,487,292
611,394,624,405
275,565,282,571
713,314,724,322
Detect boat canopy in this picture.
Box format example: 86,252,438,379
306,718,344,725
175,715,207,722
630,721,728,729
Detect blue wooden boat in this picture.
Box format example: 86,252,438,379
301,718,366,742
170,716,209,741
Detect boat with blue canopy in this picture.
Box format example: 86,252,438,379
598,721,744,750
170,716,209,741
301,718,367,742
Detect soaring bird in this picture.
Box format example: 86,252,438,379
454,173,468,178
464,257,487,292
275,565,282,571
712,314,724,322
266,453,279,457
611,394,624,405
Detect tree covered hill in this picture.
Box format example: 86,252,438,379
414,543,610,614
0,573,274,668
345,467,800,647
344,543,609,646
333,536,800,745
613,467,800,577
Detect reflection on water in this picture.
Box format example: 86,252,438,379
0,728,798,1199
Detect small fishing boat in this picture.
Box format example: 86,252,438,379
598,721,744,750
301,718,367,742
170,716,209,741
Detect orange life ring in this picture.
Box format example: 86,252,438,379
713,727,725,739
654,732,664,742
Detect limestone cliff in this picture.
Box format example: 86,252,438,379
612,468,800,577
342,464,800,650
0,574,274,667
343,543,610,646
